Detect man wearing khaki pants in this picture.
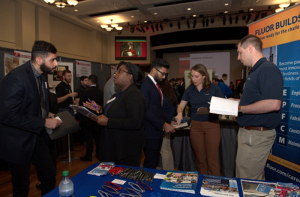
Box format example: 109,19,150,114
235,35,283,180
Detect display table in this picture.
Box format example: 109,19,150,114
45,163,297,197
171,119,239,177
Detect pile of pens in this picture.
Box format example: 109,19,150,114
113,167,155,183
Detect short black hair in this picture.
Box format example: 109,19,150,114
222,73,228,78
88,74,98,84
80,76,88,81
150,58,170,70
31,40,57,62
62,70,71,76
212,77,219,82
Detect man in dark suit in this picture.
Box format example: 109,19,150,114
0,41,62,196
79,74,103,161
140,58,175,169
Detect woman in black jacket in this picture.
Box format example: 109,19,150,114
84,62,145,166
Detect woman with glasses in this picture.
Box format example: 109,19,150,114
175,64,224,176
84,62,146,166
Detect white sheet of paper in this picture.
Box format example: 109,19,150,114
172,122,189,129
209,96,239,116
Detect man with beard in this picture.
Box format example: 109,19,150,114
0,40,62,196
55,70,78,115
140,58,175,169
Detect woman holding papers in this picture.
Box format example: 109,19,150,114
175,64,224,176
84,62,146,167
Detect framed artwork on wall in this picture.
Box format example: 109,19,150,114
115,36,147,60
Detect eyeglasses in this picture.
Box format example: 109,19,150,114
155,68,167,76
115,69,130,74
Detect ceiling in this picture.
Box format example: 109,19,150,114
27,0,299,32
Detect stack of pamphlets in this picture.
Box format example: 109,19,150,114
87,162,115,176
200,175,239,197
241,180,300,197
160,171,198,194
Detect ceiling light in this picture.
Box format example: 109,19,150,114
246,13,252,23
275,8,284,12
67,0,78,6
224,11,228,14
131,16,134,18
44,0,55,3
151,24,155,32
249,8,254,11
144,21,147,23
55,2,66,8
44,0,79,9
193,15,196,17
225,3,229,6
100,19,121,32
74,9,78,12
154,13,157,15
187,8,191,11
235,14,239,23
279,3,290,8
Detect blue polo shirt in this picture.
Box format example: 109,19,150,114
237,57,283,129
218,82,232,98
182,84,224,121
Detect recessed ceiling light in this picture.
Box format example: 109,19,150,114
193,15,196,17
154,13,157,15
225,3,229,6
187,8,192,11
131,15,134,18
74,9,78,12
224,11,228,13
144,21,147,23
249,8,254,11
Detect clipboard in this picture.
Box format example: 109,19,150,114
69,105,98,121
49,111,81,140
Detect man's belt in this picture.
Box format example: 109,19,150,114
240,126,269,131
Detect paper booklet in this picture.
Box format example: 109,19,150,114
87,162,115,176
200,175,239,197
209,96,239,116
160,171,198,194
69,105,98,121
241,179,300,197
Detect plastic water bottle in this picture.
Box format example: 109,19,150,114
59,171,74,197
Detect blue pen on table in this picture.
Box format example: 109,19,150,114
88,98,98,110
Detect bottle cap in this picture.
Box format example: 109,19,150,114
62,171,69,176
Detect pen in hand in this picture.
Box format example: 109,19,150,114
88,98,98,110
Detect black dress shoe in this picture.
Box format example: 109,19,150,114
80,156,92,161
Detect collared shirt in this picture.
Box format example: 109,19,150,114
56,81,73,109
147,74,163,105
30,61,47,119
237,57,283,129
182,84,224,121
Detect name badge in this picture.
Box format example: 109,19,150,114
107,97,116,104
